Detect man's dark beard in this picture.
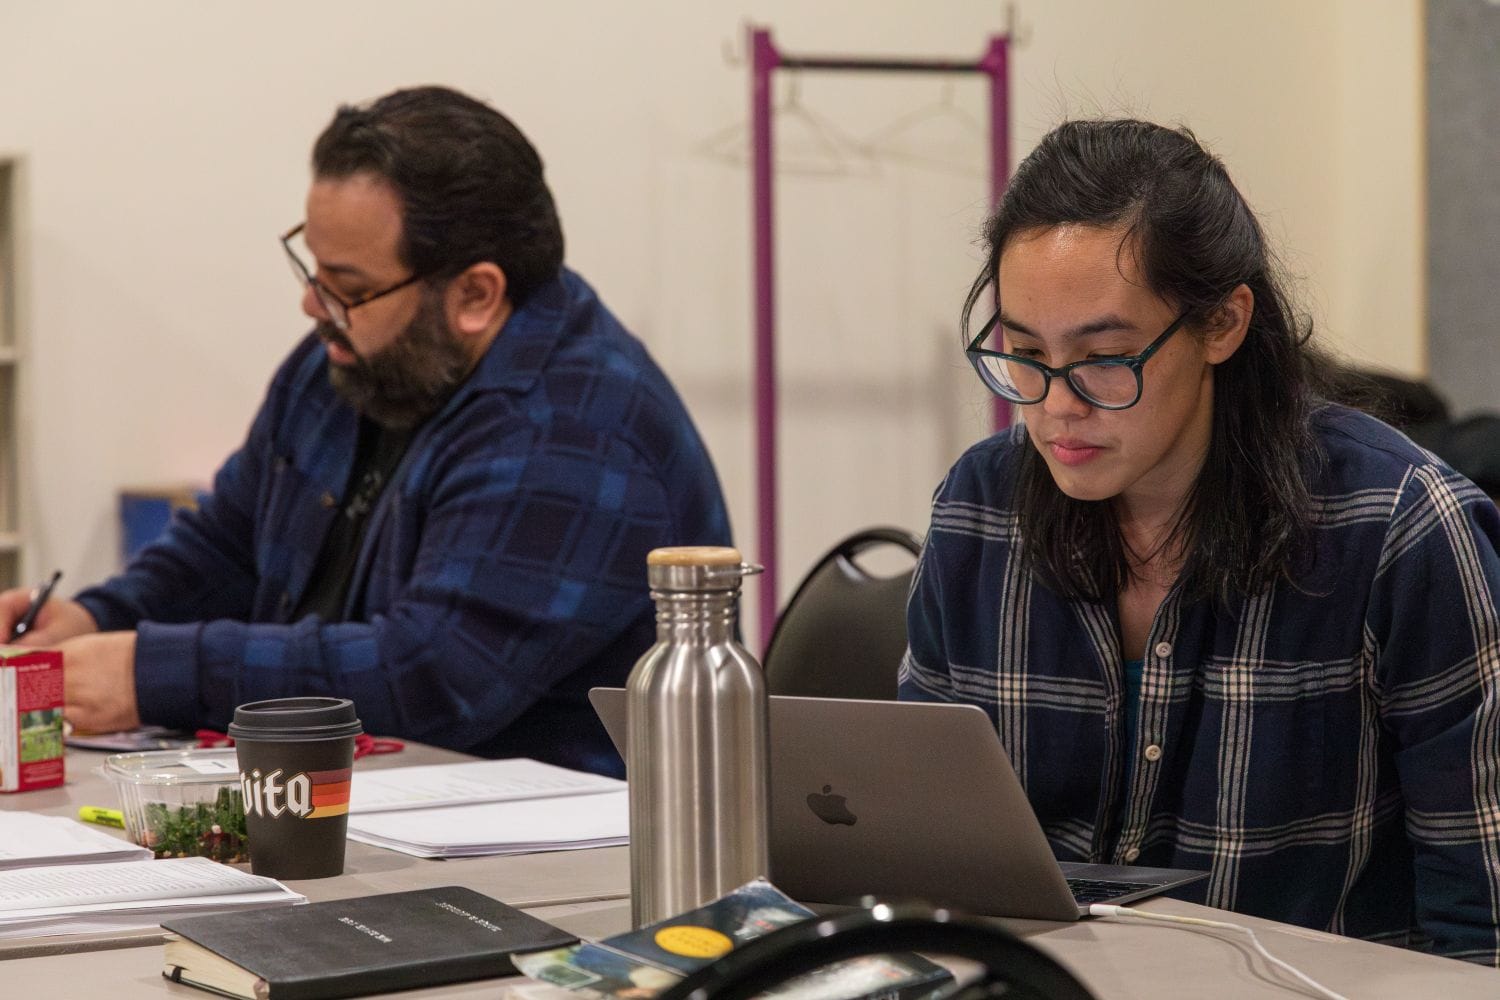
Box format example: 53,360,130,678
320,291,474,430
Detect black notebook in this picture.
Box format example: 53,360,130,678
161,886,578,1000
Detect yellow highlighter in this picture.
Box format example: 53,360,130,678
78,806,126,828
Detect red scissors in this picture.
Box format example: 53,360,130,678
195,730,404,759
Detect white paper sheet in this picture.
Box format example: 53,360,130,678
0,812,153,869
346,788,629,858
0,856,299,913
0,856,304,937
348,758,625,814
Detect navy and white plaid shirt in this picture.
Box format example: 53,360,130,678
900,405,1500,964
79,269,731,776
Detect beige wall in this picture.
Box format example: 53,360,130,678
1015,0,1424,373
0,1,1423,642
1332,0,1426,375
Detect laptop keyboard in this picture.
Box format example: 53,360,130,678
1066,877,1162,904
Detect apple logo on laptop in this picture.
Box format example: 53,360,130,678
806,785,857,826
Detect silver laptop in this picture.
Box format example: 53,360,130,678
590,688,1205,921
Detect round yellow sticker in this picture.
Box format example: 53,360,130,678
654,925,733,959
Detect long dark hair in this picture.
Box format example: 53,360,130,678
963,120,1332,606
312,86,564,307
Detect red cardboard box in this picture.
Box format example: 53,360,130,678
0,646,65,792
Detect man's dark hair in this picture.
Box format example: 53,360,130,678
963,119,1336,607
312,85,564,306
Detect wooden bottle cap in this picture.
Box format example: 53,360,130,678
646,546,743,567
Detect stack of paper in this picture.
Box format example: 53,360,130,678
345,758,628,859
0,812,154,869
0,856,305,940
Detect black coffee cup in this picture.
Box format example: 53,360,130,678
228,697,362,879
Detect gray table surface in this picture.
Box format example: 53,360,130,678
4,749,1498,997
6,894,1500,998
0,746,629,958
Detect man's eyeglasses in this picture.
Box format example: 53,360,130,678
280,223,427,333
965,307,1192,411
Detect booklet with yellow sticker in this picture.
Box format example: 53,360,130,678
511,879,950,1000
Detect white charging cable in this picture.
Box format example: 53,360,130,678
1087,904,1351,1000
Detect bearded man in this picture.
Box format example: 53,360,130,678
0,87,731,775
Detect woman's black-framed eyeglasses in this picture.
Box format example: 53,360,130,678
965,307,1192,411
280,222,427,333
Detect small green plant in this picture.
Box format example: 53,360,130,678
138,785,249,863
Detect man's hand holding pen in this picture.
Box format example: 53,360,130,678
9,569,61,640
0,577,97,647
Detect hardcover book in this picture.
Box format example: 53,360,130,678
161,885,579,999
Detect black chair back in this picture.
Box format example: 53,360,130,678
763,527,921,700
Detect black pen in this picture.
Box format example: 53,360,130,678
11,570,62,641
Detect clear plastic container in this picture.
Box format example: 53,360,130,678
100,748,248,863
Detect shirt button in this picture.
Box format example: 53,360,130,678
1123,848,1141,863
1144,744,1163,762
1154,641,1173,658
320,491,338,509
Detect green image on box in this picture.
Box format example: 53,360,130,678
20,708,64,762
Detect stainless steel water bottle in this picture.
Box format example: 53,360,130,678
626,546,769,927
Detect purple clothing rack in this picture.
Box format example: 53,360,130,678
749,26,1012,648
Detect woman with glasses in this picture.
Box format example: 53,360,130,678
899,119,1500,964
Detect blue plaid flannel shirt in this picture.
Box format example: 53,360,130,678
900,405,1500,964
78,269,731,776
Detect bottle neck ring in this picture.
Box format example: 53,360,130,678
651,588,740,643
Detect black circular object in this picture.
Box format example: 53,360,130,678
657,903,1096,1000
228,697,362,742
